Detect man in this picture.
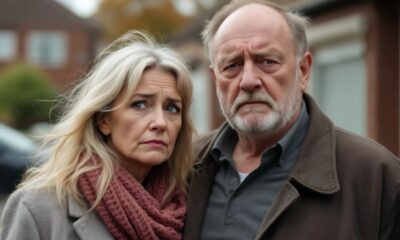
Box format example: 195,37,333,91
183,0,400,239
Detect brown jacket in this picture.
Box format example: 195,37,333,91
183,95,400,240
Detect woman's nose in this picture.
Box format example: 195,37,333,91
149,108,167,132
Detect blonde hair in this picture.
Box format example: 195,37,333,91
202,0,309,63
19,31,194,207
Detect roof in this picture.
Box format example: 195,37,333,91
168,0,390,45
168,0,314,45
0,0,96,29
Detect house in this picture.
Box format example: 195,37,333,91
0,0,99,91
170,0,400,156
297,0,399,155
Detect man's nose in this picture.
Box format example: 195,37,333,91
149,108,167,132
240,61,261,91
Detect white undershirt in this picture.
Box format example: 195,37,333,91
238,172,249,183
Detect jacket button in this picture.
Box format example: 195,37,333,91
224,218,233,225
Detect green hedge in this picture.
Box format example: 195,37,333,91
0,64,57,129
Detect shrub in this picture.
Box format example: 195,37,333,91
0,64,57,129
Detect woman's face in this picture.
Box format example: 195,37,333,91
98,68,182,181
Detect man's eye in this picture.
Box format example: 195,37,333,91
223,63,240,71
166,103,181,113
264,59,278,65
131,101,146,109
259,58,280,72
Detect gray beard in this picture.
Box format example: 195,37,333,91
217,75,302,137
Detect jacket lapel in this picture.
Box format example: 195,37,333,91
183,159,218,240
290,95,340,194
68,196,114,240
255,94,341,238
183,129,222,240
255,183,300,240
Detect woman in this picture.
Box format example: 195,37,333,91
0,31,194,240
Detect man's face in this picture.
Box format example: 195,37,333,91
210,4,310,136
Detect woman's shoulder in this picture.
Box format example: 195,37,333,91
1,187,81,240
7,187,60,210
2,186,70,226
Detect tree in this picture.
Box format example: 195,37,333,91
95,0,192,42
0,64,57,130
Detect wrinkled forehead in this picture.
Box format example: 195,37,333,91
212,4,292,58
216,37,286,60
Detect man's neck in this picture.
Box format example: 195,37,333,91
232,111,300,173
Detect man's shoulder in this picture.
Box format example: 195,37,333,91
193,129,220,162
335,127,400,169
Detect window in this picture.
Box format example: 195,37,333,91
310,41,367,136
307,14,367,136
0,31,17,62
191,65,211,133
26,31,68,68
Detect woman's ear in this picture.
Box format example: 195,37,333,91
96,113,111,136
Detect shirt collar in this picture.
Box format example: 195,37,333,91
211,123,237,163
277,101,309,166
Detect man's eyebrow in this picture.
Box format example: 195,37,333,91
252,46,284,56
218,51,242,65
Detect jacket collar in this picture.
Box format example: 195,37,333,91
184,94,340,240
289,94,340,194
67,195,114,240
195,94,340,194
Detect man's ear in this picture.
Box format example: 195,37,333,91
96,113,111,136
209,65,216,84
299,52,313,92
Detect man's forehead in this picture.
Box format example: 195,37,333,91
212,4,290,52
218,37,274,51
216,5,285,36
215,39,284,64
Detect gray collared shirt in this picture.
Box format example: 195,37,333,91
200,103,309,240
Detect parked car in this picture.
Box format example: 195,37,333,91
0,123,38,194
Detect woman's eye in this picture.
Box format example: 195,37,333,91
131,101,146,110
166,103,181,113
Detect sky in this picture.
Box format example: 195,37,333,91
55,0,215,18
55,0,100,17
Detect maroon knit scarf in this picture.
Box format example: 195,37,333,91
78,160,186,240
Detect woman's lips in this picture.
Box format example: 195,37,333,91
143,140,167,147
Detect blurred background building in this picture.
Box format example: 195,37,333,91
171,0,400,157
0,0,99,91
0,0,399,209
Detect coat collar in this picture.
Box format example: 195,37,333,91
194,94,340,195
289,94,340,194
67,195,114,240
183,94,340,240
256,94,340,238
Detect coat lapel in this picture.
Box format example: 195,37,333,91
183,128,221,240
255,183,300,240
183,160,218,240
290,95,340,194
255,94,341,238
68,196,114,240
